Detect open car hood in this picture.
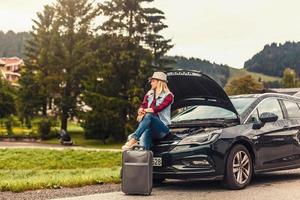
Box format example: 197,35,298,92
167,70,238,116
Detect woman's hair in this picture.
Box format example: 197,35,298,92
156,80,170,97
147,79,170,98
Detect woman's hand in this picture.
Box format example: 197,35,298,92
138,108,146,115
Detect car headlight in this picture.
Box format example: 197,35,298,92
177,129,222,146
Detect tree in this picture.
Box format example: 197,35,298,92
0,80,16,118
225,75,263,95
99,0,173,69
244,41,300,77
80,0,173,140
21,0,99,131
22,5,56,118
17,69,45,127
0,31,30,58
50,0,99,130
282,68,297,88
81,34,153,141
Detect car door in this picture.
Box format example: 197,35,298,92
252,98,294,169
281,100,300,164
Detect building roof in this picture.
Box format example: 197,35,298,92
0,57,24,66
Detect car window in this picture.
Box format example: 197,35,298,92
257,98,283,120
246,109,259,124
283,100,300,119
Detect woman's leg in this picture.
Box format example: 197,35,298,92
129,113,169,150
149,115,170,140
122,114,154,150
131,113,155,140
139,128,152,150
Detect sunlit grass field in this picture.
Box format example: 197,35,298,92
229,68,281,83
0,149,122,192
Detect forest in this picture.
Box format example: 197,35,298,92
244,41,300,77
0,31,30,57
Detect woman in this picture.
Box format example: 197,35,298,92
122,71,174,150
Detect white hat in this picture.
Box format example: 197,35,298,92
149,72,168,83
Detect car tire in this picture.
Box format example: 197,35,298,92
223,144,253,190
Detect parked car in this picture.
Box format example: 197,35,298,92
152,69,300,190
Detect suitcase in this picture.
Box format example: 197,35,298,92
121,147,153,195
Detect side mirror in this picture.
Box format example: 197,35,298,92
252,112,278,130
259,112,278,123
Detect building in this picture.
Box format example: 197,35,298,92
0,57,24,86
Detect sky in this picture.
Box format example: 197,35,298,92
1,0,300,68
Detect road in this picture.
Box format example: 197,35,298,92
53,168,300,200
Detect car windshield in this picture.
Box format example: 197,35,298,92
230,97,256,115
171,97,256,122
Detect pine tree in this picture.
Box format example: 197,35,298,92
21,0,99,131
81,34,153,141
99,0,173,69
52,0,99,130
21,5,56,122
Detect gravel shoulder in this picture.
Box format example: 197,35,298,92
0,184,121,200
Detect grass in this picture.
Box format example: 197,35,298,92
0,168,121,192
0,149,122,192
40,128,123,149
229,67,281,83
0,148,121,169
40,121,124,149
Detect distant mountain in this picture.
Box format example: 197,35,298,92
244,41,300,77
166,56,281,87
166,56,230,86
0,30,30,58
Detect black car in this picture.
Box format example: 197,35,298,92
152,70,300,190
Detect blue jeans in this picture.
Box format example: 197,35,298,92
131,113,169,150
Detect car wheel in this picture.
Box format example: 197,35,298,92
224,144,253,190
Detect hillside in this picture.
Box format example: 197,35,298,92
167,56,230,86
167,56,280,87
228,67,281,83
244,41,300,77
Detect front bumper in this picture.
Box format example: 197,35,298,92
153,144,225,180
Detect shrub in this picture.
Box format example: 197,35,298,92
11,116,22,127
49,117,59,127
37,118,52,140
4,117,13,136
24,117,32,129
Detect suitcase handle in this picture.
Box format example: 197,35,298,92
132,145,145,151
